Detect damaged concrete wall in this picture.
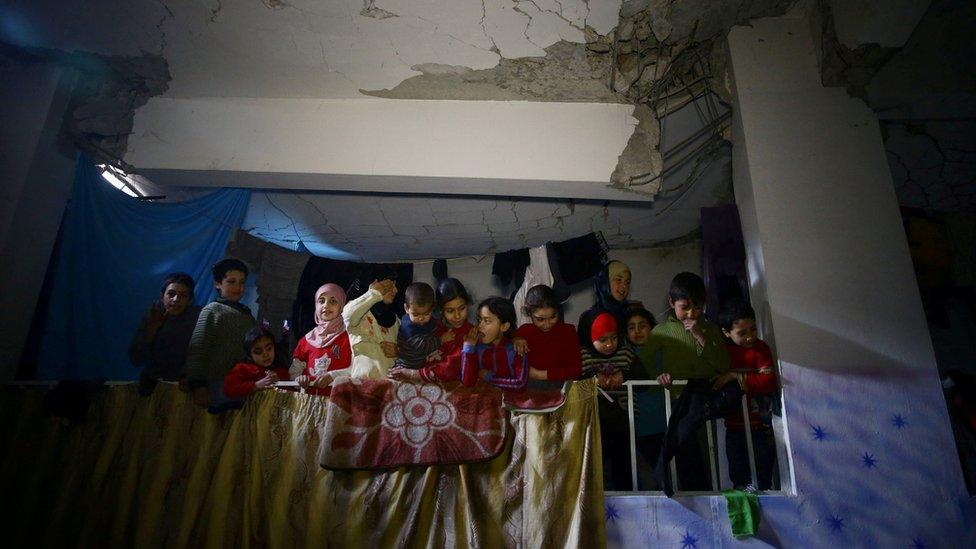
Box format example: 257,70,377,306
884,120,976,211
813,0,975,214
3,1,802,197
364,0,795,193
0,41,170,167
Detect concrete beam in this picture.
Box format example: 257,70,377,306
125,97,649,202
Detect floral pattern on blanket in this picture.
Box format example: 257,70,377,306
320,378,507,469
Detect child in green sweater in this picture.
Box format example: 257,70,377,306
186,258,258,412
639,272,730,490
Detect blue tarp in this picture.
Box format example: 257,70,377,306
35,156,250,380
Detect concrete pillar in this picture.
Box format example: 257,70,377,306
727,10,966,542
0,61,77,380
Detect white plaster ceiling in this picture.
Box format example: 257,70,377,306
0,0,621,98
237,92,730,260
3,0,736,260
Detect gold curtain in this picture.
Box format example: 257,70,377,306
0,379,604,548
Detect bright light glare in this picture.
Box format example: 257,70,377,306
98,165,139,197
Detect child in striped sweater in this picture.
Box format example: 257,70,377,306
580,311,645,490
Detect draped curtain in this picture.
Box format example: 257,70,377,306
0,380,604,548
34,156,251,380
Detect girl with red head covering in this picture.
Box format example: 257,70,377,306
580,311,647,490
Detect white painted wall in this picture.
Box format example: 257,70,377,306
607,11,971,547
125,98,643,201
410,242,702,328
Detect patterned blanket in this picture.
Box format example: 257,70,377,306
320,378,508,470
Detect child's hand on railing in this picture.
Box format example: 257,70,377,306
607,371,624,390
311,374,332,388
656,373,672,387
295,375,311,389
388,367,420,381
255,372,277,390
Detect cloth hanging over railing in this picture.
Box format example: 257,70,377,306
33,155,250,380
0,381,605,547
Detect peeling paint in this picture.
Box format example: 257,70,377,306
71,55,171,164
610,104,663,193
362,40,623,102
817,1,898,102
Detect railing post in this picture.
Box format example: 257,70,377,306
706,420,719,491
628,383,638,491
742,394,758,488
663,385,678,491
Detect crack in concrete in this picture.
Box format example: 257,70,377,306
378,202,401,236
361,0,398,20
319,38,356,85
263,194,302,244
511,2,545,52
480,0,502,54
884,122,972,211
209,0,223,23
153,0,174,55
413,15,499,56
521,0,586,33
291,194,348,242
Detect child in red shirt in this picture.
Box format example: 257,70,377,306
513,284,582,381
716,300,778,489
224,327,291,400
290,283,352,396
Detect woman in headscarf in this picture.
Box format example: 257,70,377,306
290,283,351,395
577,259,633,348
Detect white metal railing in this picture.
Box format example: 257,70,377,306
622,379,758,492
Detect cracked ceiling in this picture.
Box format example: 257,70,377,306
3,0,967,259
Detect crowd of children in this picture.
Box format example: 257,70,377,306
132,256,779,492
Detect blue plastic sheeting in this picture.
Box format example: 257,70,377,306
35,156,250,380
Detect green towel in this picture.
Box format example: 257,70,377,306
722,489,760,537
